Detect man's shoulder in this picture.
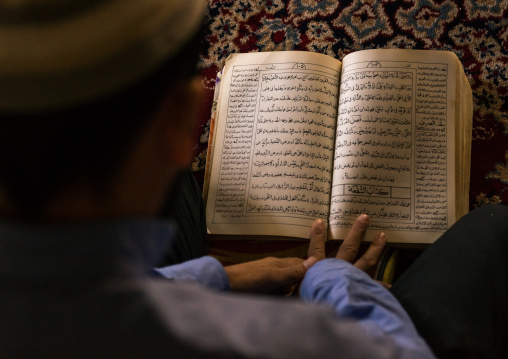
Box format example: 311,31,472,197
141,280,396,359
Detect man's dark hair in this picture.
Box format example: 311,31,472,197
0,28,203,219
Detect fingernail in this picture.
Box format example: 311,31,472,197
358,214,369,223
303,256,318,270
377,233,387,242
314,219,324,228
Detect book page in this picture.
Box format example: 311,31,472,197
206,51,341,239
330,49,460,244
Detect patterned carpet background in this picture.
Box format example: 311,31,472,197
192,0,508,263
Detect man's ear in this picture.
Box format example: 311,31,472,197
155,77,203,168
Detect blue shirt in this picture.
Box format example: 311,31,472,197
153,225,433,358
0,219,435,358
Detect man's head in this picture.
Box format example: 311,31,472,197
0,0,206,220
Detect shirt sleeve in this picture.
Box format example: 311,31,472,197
151,256,230,291
300,258,434,357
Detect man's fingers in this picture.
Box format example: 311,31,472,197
272,258,308,288
273,257,304,267
354,232,387,272
303,256,318,269
308,219,326,260
336,214,369,263
273,256,319,291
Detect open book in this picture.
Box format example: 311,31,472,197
204,49,472,244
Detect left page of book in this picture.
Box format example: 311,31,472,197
206,51,341,239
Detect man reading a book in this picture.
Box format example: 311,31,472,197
0,1,506,358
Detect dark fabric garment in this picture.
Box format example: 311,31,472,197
157,169,208,266
0,219,433,359
391,204,508,359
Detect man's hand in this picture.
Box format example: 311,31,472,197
224,256,315,295
308,214,387,276
224,214,387,295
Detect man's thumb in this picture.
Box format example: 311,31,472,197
303,256,318,270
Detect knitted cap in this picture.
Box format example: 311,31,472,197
0,0,206,113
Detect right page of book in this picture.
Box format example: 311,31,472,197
329,49,469,244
